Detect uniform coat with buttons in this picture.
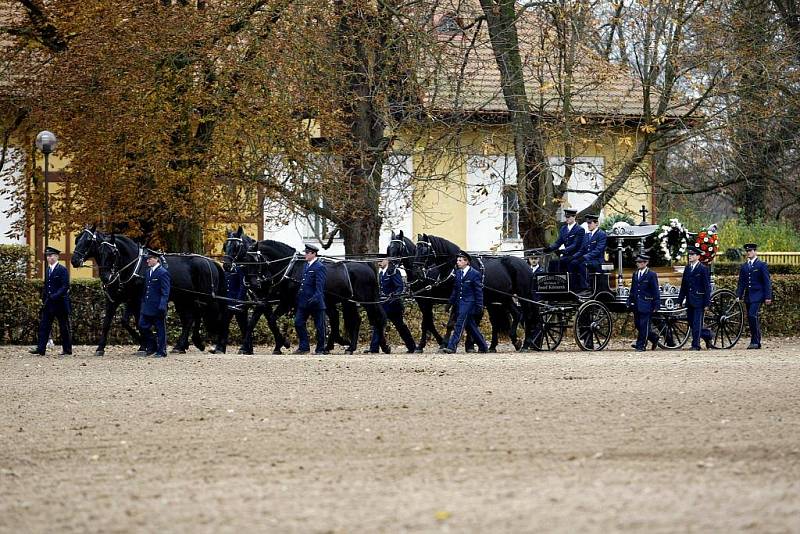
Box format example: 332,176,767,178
627,267,661,350
36,262,72,354
446,266,488,352
139,264,171,356
736,258,773,347
546,223,586,271
572,228,608,290
678,261,712,348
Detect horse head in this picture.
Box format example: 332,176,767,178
96,233,121,285
387,230,414,276
222,226,252,271
413,233,435,280
71,224,99,267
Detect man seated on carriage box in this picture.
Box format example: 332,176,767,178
627,254,661,352
677,246,713,350
543,208,585,291
571,214,607,294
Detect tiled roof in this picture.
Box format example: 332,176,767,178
421,5,673,120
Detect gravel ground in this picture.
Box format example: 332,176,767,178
2,340,800,533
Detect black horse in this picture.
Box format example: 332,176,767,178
223,228,386,355
73,227,226,354
388,231,533,351
71,226,145,356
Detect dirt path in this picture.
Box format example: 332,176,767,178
2,341,800,533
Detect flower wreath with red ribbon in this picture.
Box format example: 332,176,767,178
694,223,719,264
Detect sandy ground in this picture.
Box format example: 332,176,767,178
2,339,800,533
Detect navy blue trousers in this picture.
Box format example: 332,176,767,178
633,310,658,350
447,302,488,352
295,305,326,352
36,305,72,354
139,312,167,356
370,307,416,352
687,305,711,348
746,301,762,346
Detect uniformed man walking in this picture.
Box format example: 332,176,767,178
543,208,585,290
440,251,488,354
138,250,171,357
30,246,72,356
294,243,328,355
735,243,773,349
627,254,660,352
368,256,416,354
677,246,713,350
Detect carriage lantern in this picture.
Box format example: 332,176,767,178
35,130,58,256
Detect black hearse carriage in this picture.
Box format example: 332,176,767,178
530,223,745,351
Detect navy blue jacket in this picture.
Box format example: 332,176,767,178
225,265,247,302
678,262,712,308
42,263,71,313
141,265,171,316
297,259,326,309
546,223,586,258
449,266,484,309
627,268,661,313
579,229,608,266
736,258,773,303
379,268,405,314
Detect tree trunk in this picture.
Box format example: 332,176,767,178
480,0,553,248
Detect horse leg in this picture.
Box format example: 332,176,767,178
191,303,206,352
508,301,523,350
172,303,192,353
124,301,146,351
366,304,389,353
211,306,233,354
342,302,360,354
96,298,120,356
240,305,263,355
262,303,289,355
326,305,348,351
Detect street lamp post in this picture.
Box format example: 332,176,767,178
35,131,58,258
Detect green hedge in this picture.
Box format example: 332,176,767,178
2,270,798,345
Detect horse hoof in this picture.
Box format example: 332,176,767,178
414,349,424,354
195,344,206,352
283,341,290,349
488,348,497,353
171,348,186,354
272,349,283,355
345,350,353,355
95,350,104,357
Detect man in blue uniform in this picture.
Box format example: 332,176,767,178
736,243,773,349
627,254,660,352
521,255,546,350
138,250,171,357
368,256,416,354
572,214,607,293
211,264,249,354
440,251,488,354
544,208,585,291
677,246,713,350
30,246,72,356
294,243,328,355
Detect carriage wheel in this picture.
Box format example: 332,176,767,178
652,311,691,349
574,301,613,351
532,310,566,351
705,289,745,349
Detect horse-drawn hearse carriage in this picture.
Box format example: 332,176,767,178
526,222,745,351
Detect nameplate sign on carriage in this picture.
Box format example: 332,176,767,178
536,273,569,292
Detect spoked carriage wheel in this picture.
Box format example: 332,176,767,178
705,289,745,349
574,300,613,351
532,310,566,351
652,311,691,349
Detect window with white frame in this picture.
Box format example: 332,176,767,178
502,185,520,240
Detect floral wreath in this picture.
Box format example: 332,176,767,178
657,218,689,262
694,223,719,264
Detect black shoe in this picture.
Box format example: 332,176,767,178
363,349,378,354
209,347,226,354
381,346,391,354
59,352,72,356
134,350,149,356
747,343,761,349
478,348,488,353
438,347,454,354
635,348,645,352
29,348,44,355
153,353,167,358
314,350,330,355
293,349,310,355
704,338,714,350
691,346,701,351
630,343,637,349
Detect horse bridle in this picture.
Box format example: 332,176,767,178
73,228,101,266
222,236,250,268
97,241,144,288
